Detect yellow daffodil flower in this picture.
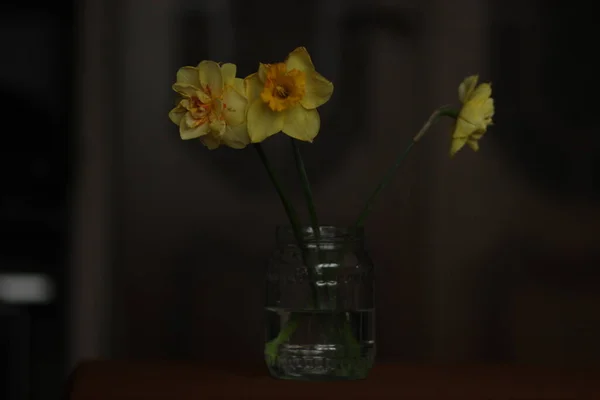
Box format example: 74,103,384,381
450,75,494,156
244,47,334,143
168,61,250,149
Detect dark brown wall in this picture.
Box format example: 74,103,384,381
71,0,600,365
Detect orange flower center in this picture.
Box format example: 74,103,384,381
184,95,227,128
260,63,306,112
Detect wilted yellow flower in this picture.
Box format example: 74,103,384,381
450,75,494,156
245,47,334,143
168,61,250,149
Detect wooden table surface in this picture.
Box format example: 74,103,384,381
67,360,600,399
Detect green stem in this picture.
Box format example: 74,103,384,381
254,143,320,308
290,138,331,309
290,139,320,239
265,318,298,366
255,143,302,240
354,106,458,228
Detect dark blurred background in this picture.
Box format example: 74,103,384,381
1,0,599,399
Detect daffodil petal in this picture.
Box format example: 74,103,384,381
258,63,269,82
180,98,191,108
210,118,226,135
461,87,493,130
176,66,201,87
196,89,211,103
172,83,197,98
223,87,248,127
450,137,467,157
470,130,485,140
198,60,223,98
222,123,250,149
459,99,490,129
168,104,186,125
171,84,211,103
179,115,209,140
300,72,334,109
482,97,495,119
247,99,284,143
221,63,237,87
285,47,315,73
233,78,245,96
282,105,320,142
470,82,492,102
212,98,223,119
184,112,199,129
451,76,494,157
467,139,480,151
458,75,478,103
244,73,264,103
200,134,221,150
452,118,476,139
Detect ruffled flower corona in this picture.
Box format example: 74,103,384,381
450,75,495,156
244,47,334,143
168,61,250,149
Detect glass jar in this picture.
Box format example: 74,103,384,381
265,226,375,380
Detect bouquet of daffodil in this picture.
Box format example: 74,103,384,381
168,47,494,379
169,47,493,240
